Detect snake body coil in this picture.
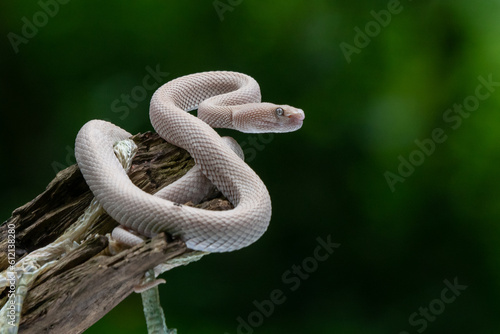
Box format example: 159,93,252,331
75,71,304,252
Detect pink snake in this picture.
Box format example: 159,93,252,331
75,71,304,252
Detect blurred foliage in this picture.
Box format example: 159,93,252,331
1,0,500,333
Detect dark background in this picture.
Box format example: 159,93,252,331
1,1,500,333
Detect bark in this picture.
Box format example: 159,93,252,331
0,132,231,334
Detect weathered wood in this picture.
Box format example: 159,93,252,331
0,132,231,334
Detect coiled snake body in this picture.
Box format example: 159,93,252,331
75,71,304,252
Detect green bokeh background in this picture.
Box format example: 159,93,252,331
1,1,500,333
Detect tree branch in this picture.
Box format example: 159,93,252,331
0,132,230,334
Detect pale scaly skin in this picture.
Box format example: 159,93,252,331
75,71,304,252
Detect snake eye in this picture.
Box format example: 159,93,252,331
275,107,284,116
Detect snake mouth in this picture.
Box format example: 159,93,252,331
289,109,305,120
285,108,305,119
287,109,305,128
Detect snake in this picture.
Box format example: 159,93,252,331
75,71,305,252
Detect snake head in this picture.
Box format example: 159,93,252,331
233,103,305,133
